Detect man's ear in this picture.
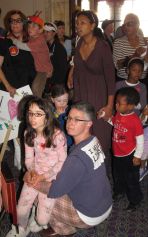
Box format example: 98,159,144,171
91,22,96,32
87,120,93,128
51,97,54,103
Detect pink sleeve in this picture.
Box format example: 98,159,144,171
25,143,35,170
0,173,2,211
45,130,67,179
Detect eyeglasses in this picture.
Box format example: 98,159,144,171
124,21,137,27
10,18,23,24
116,102,127,106
65,116,90,123
28,112,46,117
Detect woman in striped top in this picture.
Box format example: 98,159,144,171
113,13,148,81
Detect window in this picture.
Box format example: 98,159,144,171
97,1,111,28
81,0,90,10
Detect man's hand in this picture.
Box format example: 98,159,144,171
133,157,141,166
97,105,112,121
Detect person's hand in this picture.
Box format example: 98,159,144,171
117,59,125,69
23,170,33,185
135,47,146,57
67,74,73,89
140,105,148,122
6,84,16,97
24,170,51,194
67,66,74,89
133,157,141,166
142,105,148,116
97,106,112,121
30,172,45,187
144,49,148,62
33,180,52,194
23,170,40,186
56,106,66,115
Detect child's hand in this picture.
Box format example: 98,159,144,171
23,170,40,186
30,173,45,187
56,107,66,115
140,105,148,122
23,171,33,185
142,105,148,116
133,157,141,166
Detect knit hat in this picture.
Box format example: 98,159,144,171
28,15,44,28
44,22,57,32
101,19,114,30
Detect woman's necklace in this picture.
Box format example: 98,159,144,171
80,37,96,60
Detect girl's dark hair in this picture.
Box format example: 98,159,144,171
4,10,29,42
24,96,60,147
77,10,99,36
50,84,69,98
116,87,140,106
17,95,36,121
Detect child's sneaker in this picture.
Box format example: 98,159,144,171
27,205,48,233
139,167,148,182
29,220,48,233
6,225,30,237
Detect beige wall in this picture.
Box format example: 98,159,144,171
0,0,70,34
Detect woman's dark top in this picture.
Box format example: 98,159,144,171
47,40,68,85
73,38,115,152
0,37,36,90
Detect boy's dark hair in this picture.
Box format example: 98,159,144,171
116,87,140,106
127,57,144,70
50,84,69,98
71,101,96,121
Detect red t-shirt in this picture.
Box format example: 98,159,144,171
28,34,52,75
112,112,143,157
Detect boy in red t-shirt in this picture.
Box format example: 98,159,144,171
108,87,144,212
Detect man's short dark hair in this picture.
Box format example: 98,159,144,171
116,87,140,106
71,101,96,120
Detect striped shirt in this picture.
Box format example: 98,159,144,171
113,35,147,79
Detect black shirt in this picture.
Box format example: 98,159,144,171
0,38,36,90
47,40,68,85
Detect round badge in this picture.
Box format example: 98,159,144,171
9,46,19,56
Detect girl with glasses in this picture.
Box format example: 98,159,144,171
6,96,67,237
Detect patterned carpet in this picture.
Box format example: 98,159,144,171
0,150,148,237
